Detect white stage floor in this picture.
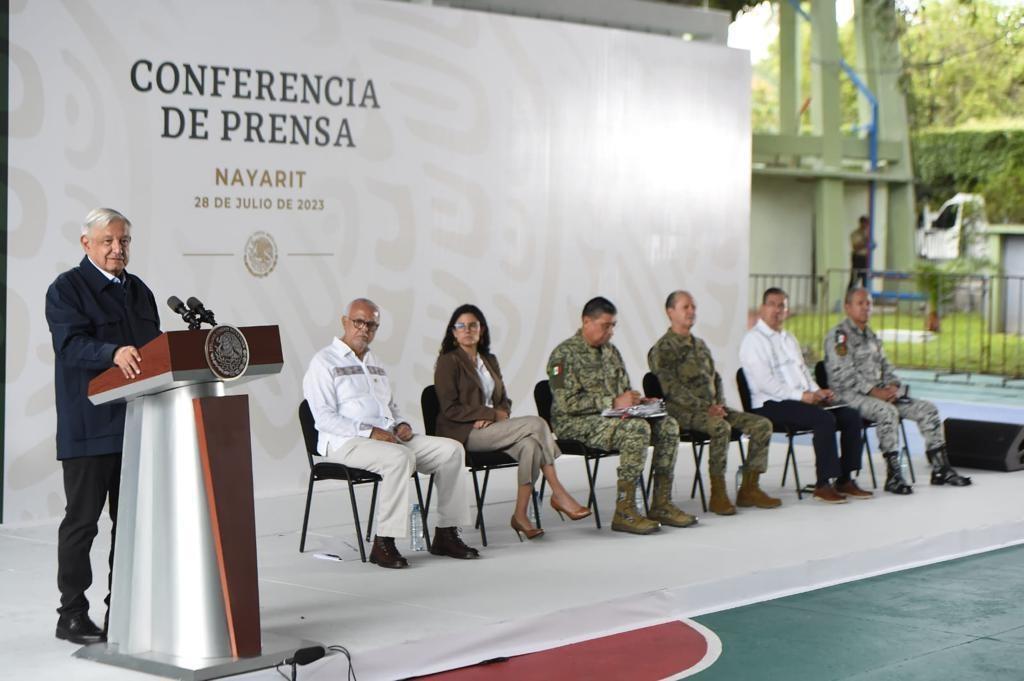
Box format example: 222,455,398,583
3,438,1023,681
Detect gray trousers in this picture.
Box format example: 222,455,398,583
465,415,559,486
843,394,944,452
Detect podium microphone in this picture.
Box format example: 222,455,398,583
186,296,218,326
167,295,201,330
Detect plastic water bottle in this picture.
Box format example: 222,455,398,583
409,503,425,551
899,454,912,485
735,464,745,493
527,501,537,525
635,485,647,515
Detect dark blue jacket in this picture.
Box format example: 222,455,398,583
45,257,162,460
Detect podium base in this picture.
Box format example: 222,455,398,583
72,632,322,680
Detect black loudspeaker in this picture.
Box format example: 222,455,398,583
944,418,1024,471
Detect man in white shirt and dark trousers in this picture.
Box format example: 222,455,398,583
303,298,477,568
739,288,872,504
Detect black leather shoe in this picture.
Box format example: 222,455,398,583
883,453,913,495
369,536,408,569
429,527,479,559
56,613,105,645
884,472,913,495
931,466,972,486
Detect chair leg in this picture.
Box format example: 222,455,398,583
347,479,368,563
585,456,602,529
691,443,707,513
787,436,803,500
299,472,315,553
531,488,542,530
781,439,792,486
366,482,379,542
863,428,878,489
470,469,487,546
538,477,548,505
425,474,435,516
899,420,916,482
638,474,650,515
737,436,747,466
477,469,493,530
414,474,432,551
645,465,654,506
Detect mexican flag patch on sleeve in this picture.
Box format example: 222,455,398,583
550,362,565,388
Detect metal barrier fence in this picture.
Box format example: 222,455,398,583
748,270,1024,381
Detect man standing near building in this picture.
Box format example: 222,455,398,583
303,298,478,568
740,288,871,503
45,208,162,644
824,287,972,494
547,297,696,534
649,290,779,515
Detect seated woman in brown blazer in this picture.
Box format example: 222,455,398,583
434,304,590,540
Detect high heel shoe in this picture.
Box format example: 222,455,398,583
550,497,592,522
510,517,544,542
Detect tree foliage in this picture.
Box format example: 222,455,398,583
897,1,1024,130
913,125,1024,222
901,1,1024,221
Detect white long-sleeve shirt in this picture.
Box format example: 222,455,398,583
739,319,819,410
302,338,406,454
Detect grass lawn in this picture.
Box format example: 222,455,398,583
784,310,1024,378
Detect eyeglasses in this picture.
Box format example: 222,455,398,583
453,321,481,331
349,318,380,332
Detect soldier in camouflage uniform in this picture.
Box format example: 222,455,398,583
648,291,779,515
547,297,696,534
824,287,971,494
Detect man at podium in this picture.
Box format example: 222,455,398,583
303,298,478,568
44,208,162,644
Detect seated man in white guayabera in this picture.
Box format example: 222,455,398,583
302,298,477,569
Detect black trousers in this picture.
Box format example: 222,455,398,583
57,453,121,618
754,401,863,485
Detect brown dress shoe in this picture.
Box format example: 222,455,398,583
369,536,408,569
835,479,874,499
812,484,849,504
429,527,480,559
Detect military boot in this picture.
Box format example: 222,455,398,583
883,452,913,495
647,471,698,528
708,474,736,515
611,479,661,534
736,469,782,508
926,446,972,487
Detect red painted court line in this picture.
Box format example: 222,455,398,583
415,620,710,680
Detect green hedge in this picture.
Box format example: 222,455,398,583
913,125,1024,223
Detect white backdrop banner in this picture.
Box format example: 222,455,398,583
5,0,751,522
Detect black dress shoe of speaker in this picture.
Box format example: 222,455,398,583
55,613,105,644
931,466,972,486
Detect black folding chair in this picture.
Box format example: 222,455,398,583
533,380,646,529
420,385,540,547
814,361,914,487
642,372,745,512
736,369,814,499
298,400,431,561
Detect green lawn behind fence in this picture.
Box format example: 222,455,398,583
784,312,1024,378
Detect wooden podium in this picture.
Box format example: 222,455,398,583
75,326,313,680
